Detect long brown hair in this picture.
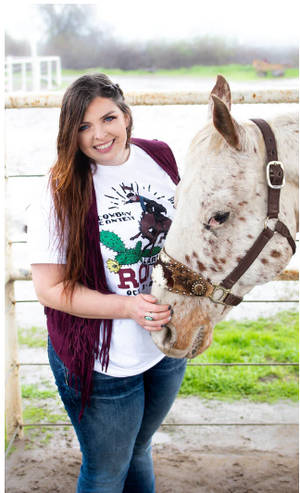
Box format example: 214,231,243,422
49,73,133,296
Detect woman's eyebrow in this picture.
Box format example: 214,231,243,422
80,111,117,124
101,111,117,119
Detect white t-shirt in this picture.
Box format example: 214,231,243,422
26,143,177,377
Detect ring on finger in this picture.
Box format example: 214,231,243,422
144,312,154,321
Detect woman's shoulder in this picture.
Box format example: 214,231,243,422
131,137,171,151
131,138,179,184
130,138,176,163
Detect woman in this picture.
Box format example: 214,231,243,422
27,73,187,493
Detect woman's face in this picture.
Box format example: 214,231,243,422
77,97,130,166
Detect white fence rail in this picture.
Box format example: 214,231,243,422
5,56,62,92
5,88,299,108
5,88,299,443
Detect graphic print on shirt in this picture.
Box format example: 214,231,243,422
99,182,174,294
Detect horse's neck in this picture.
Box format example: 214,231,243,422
271,112,299,183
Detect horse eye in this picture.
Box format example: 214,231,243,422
208,211,230,226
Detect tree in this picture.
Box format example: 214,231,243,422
37,4,107,68
5,32,30,56
37,4,97,40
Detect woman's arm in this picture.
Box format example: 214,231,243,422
31,263,172,332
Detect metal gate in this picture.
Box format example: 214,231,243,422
5,87,299,455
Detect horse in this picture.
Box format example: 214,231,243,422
150,74,299,359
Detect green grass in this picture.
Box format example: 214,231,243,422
61,64,299,81
10,64,298,93
23,403,69,424
17,311,299,404
5,382,70,453
180,310,299,402
22,383,57,400
18,325,47,348
19,383,70,450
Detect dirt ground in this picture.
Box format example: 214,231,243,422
6,397,299,493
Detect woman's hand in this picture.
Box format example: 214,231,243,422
31,264,172,327
125,294,172,332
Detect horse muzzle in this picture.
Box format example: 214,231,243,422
151,269,215,358
150,322,187,358
150,320,212,359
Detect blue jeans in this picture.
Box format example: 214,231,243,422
48,338,187,493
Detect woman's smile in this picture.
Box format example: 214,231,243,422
94,139,115,153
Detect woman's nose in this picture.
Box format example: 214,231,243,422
93,124,107,141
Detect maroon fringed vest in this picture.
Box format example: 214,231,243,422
45,138,180,420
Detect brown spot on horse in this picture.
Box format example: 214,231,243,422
271,250,282,258
197,260,207,271
208,238,216,245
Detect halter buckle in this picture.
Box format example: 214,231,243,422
209,284,231,305
266,161,285,189
264,216,270,229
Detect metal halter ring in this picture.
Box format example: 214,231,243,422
144,312,154,321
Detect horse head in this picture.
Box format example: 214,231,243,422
151,75,299,359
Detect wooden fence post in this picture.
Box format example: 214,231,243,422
5,237,24,440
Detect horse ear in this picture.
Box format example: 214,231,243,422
208,74,232,119
211,95,241,149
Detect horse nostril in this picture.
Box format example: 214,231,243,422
150,323,177,350
162,323,177,348
164,326,173,346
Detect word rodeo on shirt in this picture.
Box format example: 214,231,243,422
118,264,154,296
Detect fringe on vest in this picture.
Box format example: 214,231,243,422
45,186,113,421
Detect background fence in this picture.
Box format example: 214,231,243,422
5,88,299,456
5,56,62,92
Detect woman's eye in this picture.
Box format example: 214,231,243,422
208,211,230,227
79,124,89,132
104,116,116,122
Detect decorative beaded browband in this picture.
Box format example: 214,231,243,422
151,119,296,307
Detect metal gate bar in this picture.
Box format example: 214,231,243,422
5,88,299,108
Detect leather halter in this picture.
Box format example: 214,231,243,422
152,118,296,306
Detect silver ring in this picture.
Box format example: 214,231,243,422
144,312,153,321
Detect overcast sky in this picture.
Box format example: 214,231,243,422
4,0,299,47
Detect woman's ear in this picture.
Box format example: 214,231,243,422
125,113,130,128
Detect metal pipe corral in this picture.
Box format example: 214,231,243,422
5,88,299,109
